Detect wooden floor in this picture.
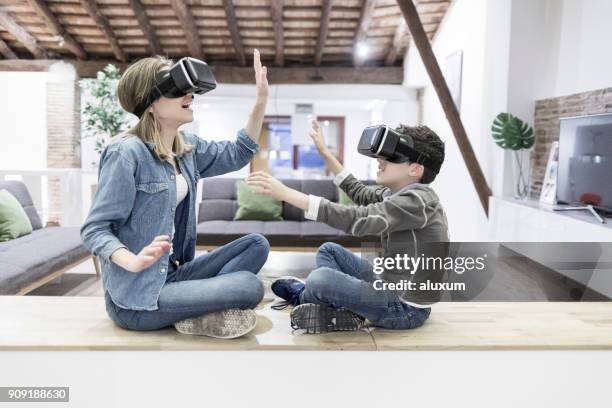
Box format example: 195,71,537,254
2,296,612,351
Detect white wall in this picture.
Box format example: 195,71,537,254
508,0,612,122
0,72,48,170
552,0,612,98
404,0,504,241
403,0,612,241
189,83,419,179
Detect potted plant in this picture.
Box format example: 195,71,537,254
80,64,130,169
491,112,535,199
80,64,131,198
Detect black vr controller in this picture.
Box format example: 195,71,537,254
133,57,217,118
357,125,442,174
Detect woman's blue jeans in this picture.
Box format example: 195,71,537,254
104,233,269,331
299,242,431,330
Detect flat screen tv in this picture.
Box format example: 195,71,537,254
557,113,612,215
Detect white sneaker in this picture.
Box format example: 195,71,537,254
174,309,257,339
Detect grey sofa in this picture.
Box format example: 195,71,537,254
196,178,378,248
0,180,91,295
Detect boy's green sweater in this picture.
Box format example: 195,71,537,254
305,170,450,306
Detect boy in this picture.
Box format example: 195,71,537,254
246,120,448,333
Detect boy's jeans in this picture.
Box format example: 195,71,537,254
300,242,431,330
104,233,268,331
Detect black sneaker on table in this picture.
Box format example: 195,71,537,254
290,303,365,334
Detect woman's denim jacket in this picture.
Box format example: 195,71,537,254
80,129,258,310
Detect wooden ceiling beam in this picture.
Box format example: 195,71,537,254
222,0,246,66
0,60,57,72
0,38,18,59
211,65,404,84
26,0,86,59
127,0,163,55
0,8,47,58
352,0,377,66
79,0,126,61
169,0,204,59
384,21,407,66
270,0,284,67
0,59,403,84
397,0,492,215
314,0,332,66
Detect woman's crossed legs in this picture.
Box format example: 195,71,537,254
105,233,269,331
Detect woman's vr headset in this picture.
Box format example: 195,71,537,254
357,125,442,174
133,57,217,118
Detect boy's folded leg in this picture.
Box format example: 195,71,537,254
300,267,431,330
315,242,363,277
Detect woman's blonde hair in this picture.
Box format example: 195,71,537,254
117,56,194,161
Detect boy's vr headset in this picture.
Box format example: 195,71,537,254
357,125,442,174
133,57,217,118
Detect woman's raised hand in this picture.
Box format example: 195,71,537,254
244,49,269,142
126,235,171,273
309,120,330,156
253,49,269,100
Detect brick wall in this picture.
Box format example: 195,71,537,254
529,87,612,198
46,79,81,224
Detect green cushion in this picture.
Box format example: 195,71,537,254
234,181,283,221
338,188,356,206
0,189,33,242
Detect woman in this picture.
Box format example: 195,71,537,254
81,50,270,339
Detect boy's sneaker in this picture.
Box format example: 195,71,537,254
174,309,257,339
271,277,305,310
290,303,365,334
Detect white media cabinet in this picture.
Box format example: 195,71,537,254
488,196,612,298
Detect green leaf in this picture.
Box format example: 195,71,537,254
491,112,534,151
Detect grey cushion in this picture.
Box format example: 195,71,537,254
301,221,348,237
202,177,237,200
196,220,266,236
263,221,301,236
0,227,89,294
301,179,338,201
197,220,371,248
224,221,265,235
280,179,303,221
196,220,231,235
0,263,26,293
198,199,237,222
0,180,42,230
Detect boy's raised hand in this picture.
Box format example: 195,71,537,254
309,120,330,156
246,171,289,201
309,119,345,175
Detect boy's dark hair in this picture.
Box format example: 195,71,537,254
395,124,445,184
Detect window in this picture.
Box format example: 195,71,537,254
253,116,345,179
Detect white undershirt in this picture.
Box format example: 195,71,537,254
170,173,188,256
175,173,188,205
